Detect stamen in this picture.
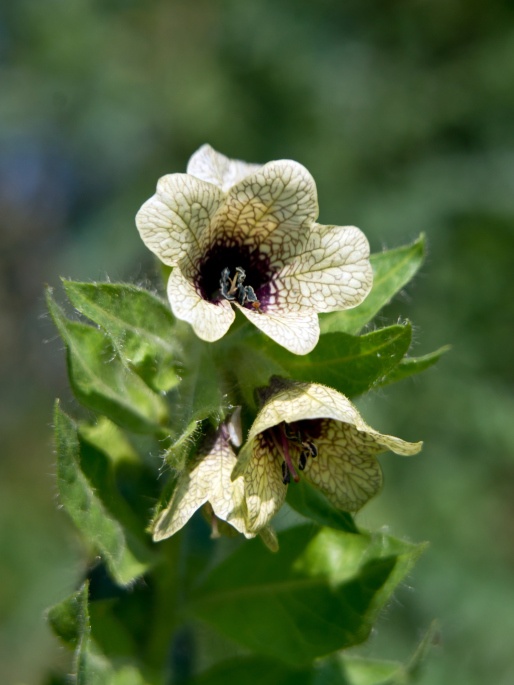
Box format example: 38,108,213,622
219,266,262,311
302,440,318,459
298,451,308,471
281,461,291,485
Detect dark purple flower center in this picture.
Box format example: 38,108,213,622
197,241,272,307
266,420,322,485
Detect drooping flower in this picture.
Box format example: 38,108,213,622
232,380,423,533
136,144,373,354
153,422,252,542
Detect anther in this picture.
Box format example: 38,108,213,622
302,440,318,459
298,451,308,471
281,461,291,485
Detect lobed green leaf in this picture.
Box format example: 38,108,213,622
189,524,425,666
47,288,168,434
63,280,181,393
54,403,152,585
320,235,425,335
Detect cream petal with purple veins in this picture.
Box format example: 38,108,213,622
187,144,262,192
209,160,318,256
153,428,252,541
168,266,235,342
241,432,287,533
136,173,225,266
233,381,422,532
273,224,373,312
236,304,320,355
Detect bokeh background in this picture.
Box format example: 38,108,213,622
1,1,513,683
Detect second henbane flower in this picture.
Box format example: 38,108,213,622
232,380,423,534
136,144,373,354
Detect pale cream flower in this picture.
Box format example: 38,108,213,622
232,380,422,533
136,144,373,354
153,424,252,541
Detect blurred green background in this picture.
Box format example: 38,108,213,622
1,0,513,683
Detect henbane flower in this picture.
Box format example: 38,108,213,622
232,380,423,533
136,144,373,354
153,422,251,542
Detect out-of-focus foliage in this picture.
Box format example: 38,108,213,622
1,1,513,684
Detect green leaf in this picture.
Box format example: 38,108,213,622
47,583,90,650
250,325,413,398
286,480,359,533
47,288,168,434
169,338,226,428
54,403,151,585
379,345,451,387
48,583,113,685
47,584,147,685
62,281,180,393
189,656,311,685
327,655,406,685
164,419,204,470
320,235,425,335
189,524,425,666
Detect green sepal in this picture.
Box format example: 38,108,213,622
54,402,153,585
189,524,426,666
62,280,181,393
47,288,168,434
320,235,425,335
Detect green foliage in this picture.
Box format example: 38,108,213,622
54,403,153,585
62,281,181,393
45,232,437,684
254,324,413,397
189,525,424,666
47,289,169,435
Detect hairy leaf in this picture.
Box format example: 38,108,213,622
47,288,168,434
54,403,151,585
63,280,180,393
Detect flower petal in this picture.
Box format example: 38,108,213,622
272,224,373,312
243,434,287,532
187,144,262,192
210,160,318,259
236,304,320,355
136,173,225,266
302,421,383,512
153,430,251,541
168,266,235,341
247,382,422,455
